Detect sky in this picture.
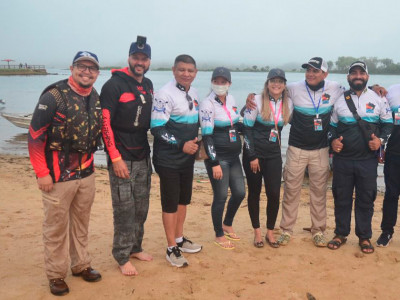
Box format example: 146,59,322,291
1,0,400,69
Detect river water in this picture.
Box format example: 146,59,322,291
1,69,399,187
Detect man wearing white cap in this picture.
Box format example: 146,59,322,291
327,61,393,254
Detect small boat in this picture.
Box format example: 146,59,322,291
1,112,32,129
0,99,5,105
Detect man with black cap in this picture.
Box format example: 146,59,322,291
151,54,202,268
100,36,154,276
28,51,103,296
327,61,393,253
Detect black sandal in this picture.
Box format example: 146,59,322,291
359,238,374,254
327,235,347,250
253,239,264,248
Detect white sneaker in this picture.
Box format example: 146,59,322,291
166,246,188,268
177,236,202,253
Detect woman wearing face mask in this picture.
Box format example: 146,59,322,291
199,67,245,250
243,69,293,248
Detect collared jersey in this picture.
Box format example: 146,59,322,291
199,91,241,163
384,84,400,155
243,94,293,160
287,80,344,149
329,88,393,160
151,79,199,169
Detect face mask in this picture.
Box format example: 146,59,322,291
211,83,229,96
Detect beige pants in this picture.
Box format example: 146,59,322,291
42,173,95,279
280,146,330,235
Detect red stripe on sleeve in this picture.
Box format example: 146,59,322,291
101,108,121,160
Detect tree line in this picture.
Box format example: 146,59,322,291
328,56,400,74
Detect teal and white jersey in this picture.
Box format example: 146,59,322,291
150,79,199,169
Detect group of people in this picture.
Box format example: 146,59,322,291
27,36,400,296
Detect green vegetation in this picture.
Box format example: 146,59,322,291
328,56,400,74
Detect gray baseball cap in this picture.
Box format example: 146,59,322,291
348,61,368,75
267,68,286,81
302,57,328,72
211,67,231,82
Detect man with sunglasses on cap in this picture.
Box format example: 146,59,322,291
100,36,154,276
28,51,102,296
246,57,385,248
151,54,202,268
328,61,393,254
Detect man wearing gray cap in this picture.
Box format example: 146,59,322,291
327,61,393,253
28,51,102,295
100,36,154,276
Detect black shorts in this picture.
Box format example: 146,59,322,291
155,165,194,213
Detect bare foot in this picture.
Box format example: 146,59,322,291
119,261,138,276
130,252,153,261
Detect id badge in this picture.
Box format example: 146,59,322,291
395,112,400,125
314,118,323,131
269,129,278,142
229,129,237,142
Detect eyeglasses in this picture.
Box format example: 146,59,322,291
186,93,193,110
269,78,285,84
74,63,99,73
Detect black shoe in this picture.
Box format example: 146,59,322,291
376,232,393,247
49,278,69,296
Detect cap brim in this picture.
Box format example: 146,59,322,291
74,57,99,68
302,63,318,70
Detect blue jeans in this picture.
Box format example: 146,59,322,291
205,157,246,237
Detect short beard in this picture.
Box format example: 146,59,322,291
129,62,149,78
79,83,92,88
348,79,367,91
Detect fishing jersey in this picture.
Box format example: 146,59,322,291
329,88,393,160
385,84,400,155
243,94,293,160
100,67,153,162
28,80,102,182
150,79,199,169
199,92,242,166
287,80,344,150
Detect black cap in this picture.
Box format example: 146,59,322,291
348,61,368,74
211,67,231,82
267,68,286,81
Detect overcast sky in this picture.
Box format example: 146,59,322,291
1,0,399,69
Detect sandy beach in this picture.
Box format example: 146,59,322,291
0,154,399,300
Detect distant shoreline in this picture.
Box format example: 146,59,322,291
0,69,48,76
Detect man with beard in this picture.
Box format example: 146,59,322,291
28,51,103,296
100,36,153,275
327,61,393,254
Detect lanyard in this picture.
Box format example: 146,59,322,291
215,96,233,127
305,81,324,118
269,100,283,128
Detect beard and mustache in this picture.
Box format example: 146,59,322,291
129,61,149,77
348,78,368,91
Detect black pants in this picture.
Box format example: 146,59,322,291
332,156,377,239
381,152,400,235
243,156,282,230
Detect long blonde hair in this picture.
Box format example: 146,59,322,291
260,81,291,125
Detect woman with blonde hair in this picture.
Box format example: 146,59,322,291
243,68,293,248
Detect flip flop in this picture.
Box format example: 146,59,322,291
224,231,240,241
254,239,264,248
214,240,235,250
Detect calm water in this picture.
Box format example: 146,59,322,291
1,69,399,186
